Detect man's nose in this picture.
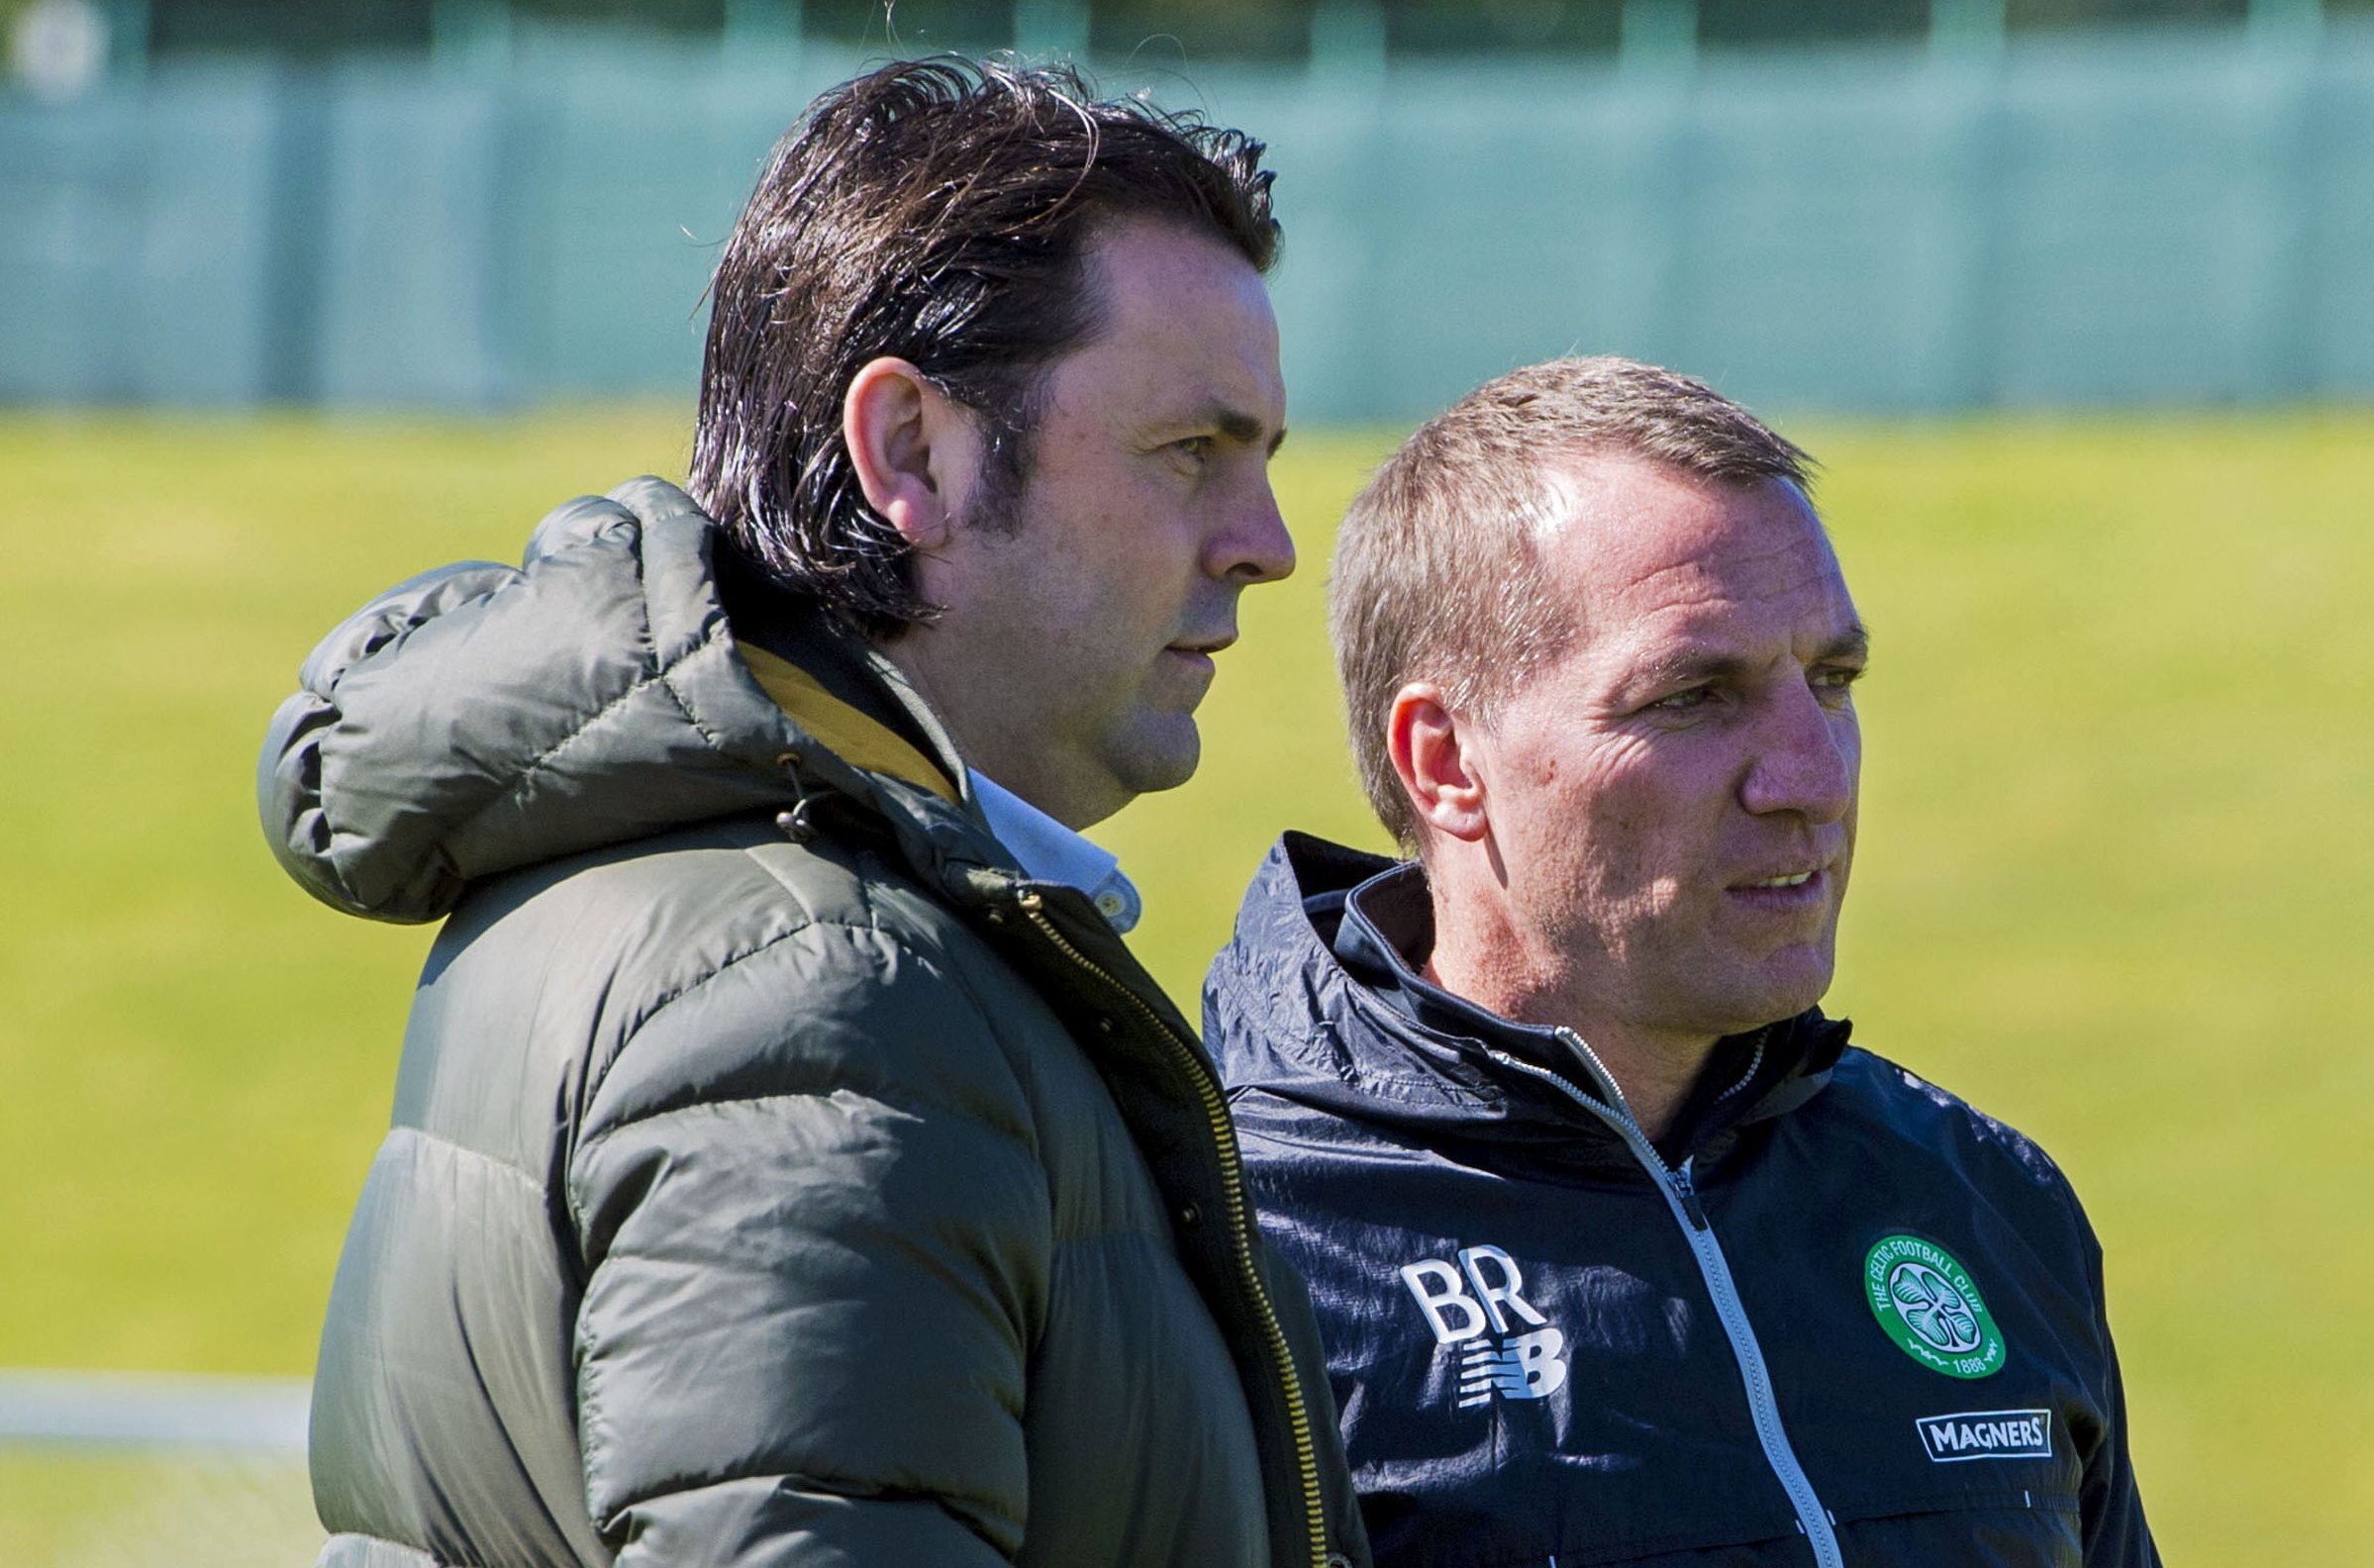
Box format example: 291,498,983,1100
1741,683,1858,824
1211,476,1296,586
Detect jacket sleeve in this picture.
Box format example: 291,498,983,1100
2077,1213,2161,1567
567,919,1052,1565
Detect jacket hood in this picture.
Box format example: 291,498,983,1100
259,477,981,925
1207,832,1850,1166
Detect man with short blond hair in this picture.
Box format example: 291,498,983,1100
1209,356,2157,1566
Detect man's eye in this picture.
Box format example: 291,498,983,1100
1651,686,1714,712
1814,667,1865,702
1173,436,1214,460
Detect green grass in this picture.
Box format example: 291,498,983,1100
0,1451,316,1564
3,408,2369,1561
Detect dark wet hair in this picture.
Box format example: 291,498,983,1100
687,57,1279,637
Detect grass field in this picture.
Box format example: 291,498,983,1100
1,408,2368,1561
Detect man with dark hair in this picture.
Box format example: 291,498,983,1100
1208,357,2157,1566
261,58,1366,1568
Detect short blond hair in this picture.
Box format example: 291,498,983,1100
1330,356,1816,848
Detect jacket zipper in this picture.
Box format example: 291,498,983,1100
1488,1036,1845,1568
1017,889,1330,1568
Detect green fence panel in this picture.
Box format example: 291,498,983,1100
4,26,2372,415
1,61,281,403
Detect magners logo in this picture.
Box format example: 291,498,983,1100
1864,1233,2007,1379
1917,1408,2053,1463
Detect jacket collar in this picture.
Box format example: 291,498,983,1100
1210,833,1850,1172
717,542,1149,926
715,535,1162,942
738,642,957,803
712,539,967,804
969,770,1143,933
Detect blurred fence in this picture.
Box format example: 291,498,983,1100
4,22,2372,419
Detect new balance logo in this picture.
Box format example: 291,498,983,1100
1916,1409,2053,1462
1457,1326,1568,1406
1400,1244,1569,1409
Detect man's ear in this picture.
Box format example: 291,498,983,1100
842,357,982,551
1388,682,1491,844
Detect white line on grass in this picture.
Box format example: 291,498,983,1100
0,1370,309,1452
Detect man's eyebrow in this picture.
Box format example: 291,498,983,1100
1202,403,1286,454
1638,649,1746,686
1820,624,1873,663
1636,623,1871,685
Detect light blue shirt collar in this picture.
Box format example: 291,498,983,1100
969,770,1143,934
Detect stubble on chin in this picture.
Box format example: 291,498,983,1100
1106,710,1202,799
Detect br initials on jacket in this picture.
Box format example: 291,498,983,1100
1399,1244,1569,1408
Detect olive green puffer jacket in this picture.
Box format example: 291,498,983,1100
260,478,1368,1568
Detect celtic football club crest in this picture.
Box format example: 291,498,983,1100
1864,1234,2006,1379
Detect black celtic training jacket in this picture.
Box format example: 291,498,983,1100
1208,833,2160,1568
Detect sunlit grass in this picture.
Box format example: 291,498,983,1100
1,408,2366,1562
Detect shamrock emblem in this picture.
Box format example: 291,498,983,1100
1888,1259,1983,1354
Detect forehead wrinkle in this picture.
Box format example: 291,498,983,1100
1601,598,1866,688
1533,458,1857,680
1614,511,1857,621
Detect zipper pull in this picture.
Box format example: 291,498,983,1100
1673,1159,1711,1231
